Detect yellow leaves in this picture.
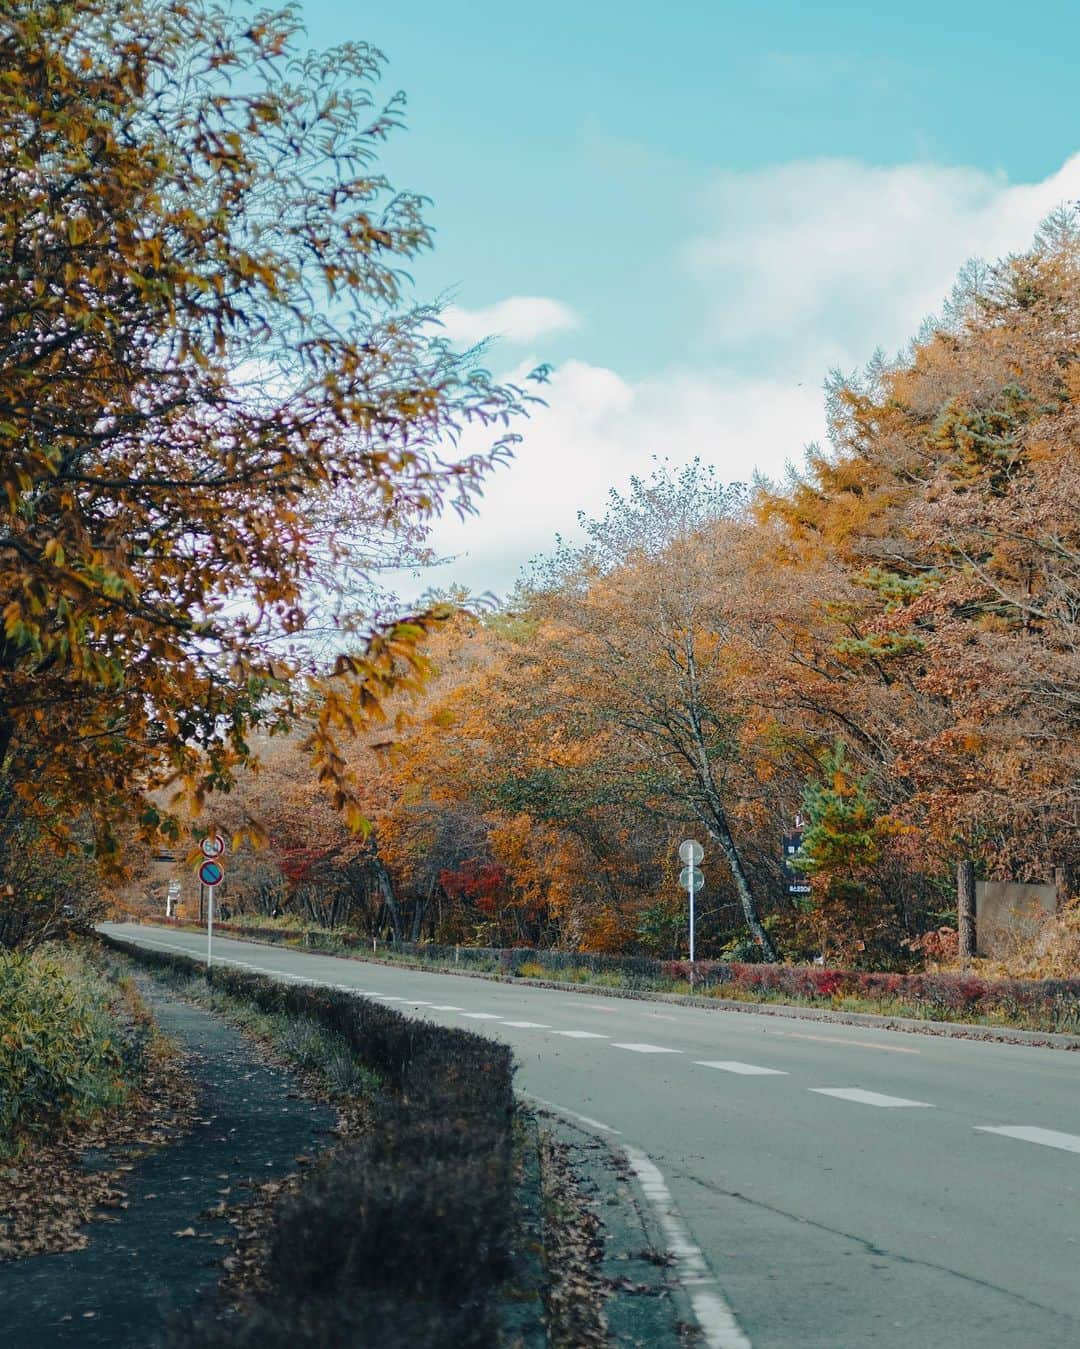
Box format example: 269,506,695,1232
42,539,66,568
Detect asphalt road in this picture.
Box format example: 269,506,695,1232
103,923,1080,1349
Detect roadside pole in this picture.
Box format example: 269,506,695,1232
689,868,696,965
679,840,704,987
198,833,227,971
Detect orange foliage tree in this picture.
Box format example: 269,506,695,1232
0,1,537,941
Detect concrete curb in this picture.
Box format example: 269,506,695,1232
142,923,1080,1054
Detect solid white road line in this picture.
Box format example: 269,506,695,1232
520,1094,750,1348
810,1087,934,1108
975,1125,1080,1154
623,1145,752,1349
500,1021,551,1029
553,1030,609,1039
522,1094,622,1136
612,1042,683,1054
696,1061,789,1076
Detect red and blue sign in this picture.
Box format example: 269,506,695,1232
199,859,224,888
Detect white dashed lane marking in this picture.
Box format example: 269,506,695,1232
460,1012,503,1020
696,1061,788,1076
500,1021,551,1029
554,1030,609,1039
426,1005,463,1011
612,1043,683,1055
810,1088,934,1108
975,1126,1080,1154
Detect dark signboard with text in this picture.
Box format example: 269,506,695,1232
781,828,812,897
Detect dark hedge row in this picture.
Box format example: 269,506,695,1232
102,936,516,1348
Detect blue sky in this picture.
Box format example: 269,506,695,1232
298,1,1080,595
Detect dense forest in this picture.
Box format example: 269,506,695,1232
187,214,1080,969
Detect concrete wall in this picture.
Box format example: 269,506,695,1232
975,880,1058,958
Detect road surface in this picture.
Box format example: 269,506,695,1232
103,923,1080,1348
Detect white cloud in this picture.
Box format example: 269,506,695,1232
394,151,1080,600
686,152,1080,375
403,359,824,599
440,295,580,347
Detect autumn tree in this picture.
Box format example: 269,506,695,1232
758,210,1080,890
505,464,785,958
0,0,535,915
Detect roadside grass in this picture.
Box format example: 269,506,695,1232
103,936,517,1349
0,943,156,1157
122,958,382,1101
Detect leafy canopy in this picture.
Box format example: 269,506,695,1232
0,0,535,855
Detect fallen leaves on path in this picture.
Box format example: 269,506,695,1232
0,1042,197,1262
540,1131,611,1349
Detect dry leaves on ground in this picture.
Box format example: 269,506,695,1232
0,1040,197,1262
540,1131,610,1349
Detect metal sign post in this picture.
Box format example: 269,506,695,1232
679,839,704,980
198,835,226,970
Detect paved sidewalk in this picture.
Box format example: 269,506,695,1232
0,977,335,1349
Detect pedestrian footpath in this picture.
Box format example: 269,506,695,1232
0,977,335,1348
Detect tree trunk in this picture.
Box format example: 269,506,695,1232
680,679,780,963
369,853,401,942
696,798,778,962
957,859,976,962
410,894,427,943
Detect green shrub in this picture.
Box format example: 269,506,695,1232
0,949,132,1153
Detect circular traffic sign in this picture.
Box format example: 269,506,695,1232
199,833,226,859
679,865,705,892
679,839,703,865
199,859,224,887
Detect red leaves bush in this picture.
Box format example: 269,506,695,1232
687,961,1078,1031
612,954,1078,1031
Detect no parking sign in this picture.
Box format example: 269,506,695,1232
199,859,224,887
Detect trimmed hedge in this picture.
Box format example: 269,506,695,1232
102,936,516,1348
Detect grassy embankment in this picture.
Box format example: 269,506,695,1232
0,943,156,1158
105,936,518,1349
166,913,1080,1038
